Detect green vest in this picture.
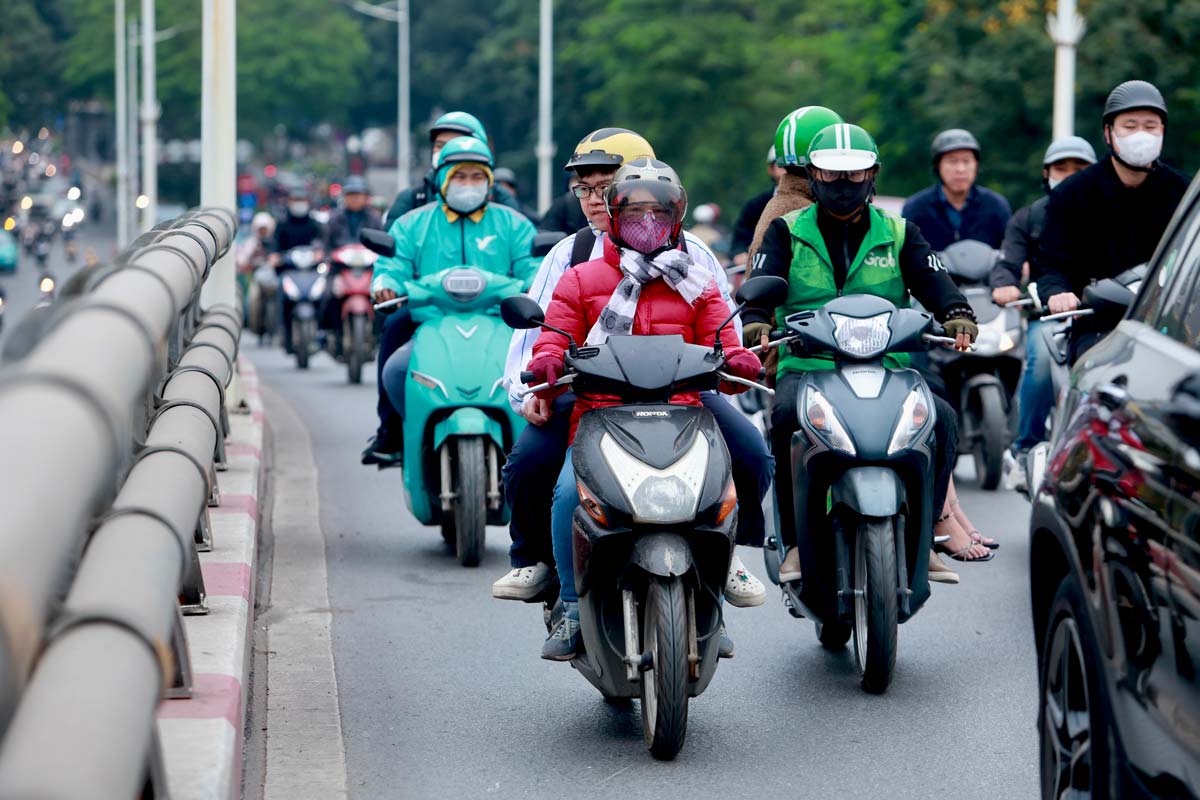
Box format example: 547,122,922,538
777,204,911,376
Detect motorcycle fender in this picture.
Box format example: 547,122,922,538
830,466,904,518
630,533,694,578
342,295,373,317
293,302,316,320
963,373,1005,394
432,408,503,451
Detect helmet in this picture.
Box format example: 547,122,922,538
774,106,844,167
693,203,718,225
604,158,687,254
1042,136,1097,166
1103,80,1167,125
342,175,369,194
806,123,880,171
766,145,777,164
493,167,517,187
429,111,486,142
931,128,980,162
251,211,275,235
434,137,494,193
563,128,655,172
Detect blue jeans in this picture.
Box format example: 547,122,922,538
551,447,579,603
380,342,414,423
374,307,416,441
1015,319,1053,450
501,392,575,567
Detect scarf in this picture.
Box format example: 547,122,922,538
585,248,712,345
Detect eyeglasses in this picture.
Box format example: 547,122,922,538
811,167,872,184
571,182,612,199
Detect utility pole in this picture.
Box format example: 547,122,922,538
115,0,129,248
536,0,555,215
200,0,237,312
1047,0,1086,140
141,0,158,231
397,0,410,191
127,18,139,241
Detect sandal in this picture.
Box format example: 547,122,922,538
951,500,999,550
933,511,994,562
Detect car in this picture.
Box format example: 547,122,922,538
1030,170,1200,799
0,229,17,272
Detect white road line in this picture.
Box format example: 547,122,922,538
260,385,349,799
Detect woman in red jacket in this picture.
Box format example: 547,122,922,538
524,159,762,660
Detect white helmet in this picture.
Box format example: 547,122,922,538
252,212,276,236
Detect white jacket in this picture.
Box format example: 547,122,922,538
503,229,740,412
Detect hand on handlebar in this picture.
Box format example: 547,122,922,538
942,317,978,353
1048,292,1080,315
719,350,763,395
991,286,1021,306
373,288,397,304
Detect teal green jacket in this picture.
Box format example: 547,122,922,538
371,201,537,295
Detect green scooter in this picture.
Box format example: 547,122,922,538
362,230,526,566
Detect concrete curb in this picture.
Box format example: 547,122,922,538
158,356,265,800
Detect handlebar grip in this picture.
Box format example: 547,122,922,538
520,371,535,384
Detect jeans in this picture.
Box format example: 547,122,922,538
380,342,414,422
551,447,579,603
769,371,958,550
1014,319,1053,450
373,307,416,441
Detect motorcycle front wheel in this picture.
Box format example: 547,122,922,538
452,437,486,567
293,319,310,369
853,517,898,694
973,384,1008,491
640,576,690,760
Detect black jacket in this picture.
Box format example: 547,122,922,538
731,187,774,256
745,206,970,325
1034,157,1189,302
538,190,588,236
325,206,382,250
990,196,1048,289
902,183,1012,251
274,213,323,254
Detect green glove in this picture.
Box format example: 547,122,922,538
743,321,773,349
942,316,978,343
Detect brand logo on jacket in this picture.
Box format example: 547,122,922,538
476,235,497,252
863,250,897,269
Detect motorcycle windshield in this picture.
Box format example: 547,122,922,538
570,335,719,396
403,267,526,320
785,295,934,359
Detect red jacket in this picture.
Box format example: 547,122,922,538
530,238,756,442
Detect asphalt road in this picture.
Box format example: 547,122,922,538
249,339,1040,799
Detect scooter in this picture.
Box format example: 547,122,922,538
248,260,279,345
328,243,378,384
361,229,526,567
761,293,956,693
36,271,56,307
500,276,786,760
279,245,327,369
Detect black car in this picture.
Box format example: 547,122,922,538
1030,172,1200,799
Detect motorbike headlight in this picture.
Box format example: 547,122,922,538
975,313,1017,355
887,386,933,455
599,431,708,524
281,275,300,300
39,276,55,293
310,275,328,299
804,387,856,454
442,268,485,303
830,312,891,359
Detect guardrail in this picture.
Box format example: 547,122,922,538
0,207,239,798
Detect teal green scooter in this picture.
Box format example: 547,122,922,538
362,230,527,566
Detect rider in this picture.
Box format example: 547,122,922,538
274,186,324,354
371,137,537,456
991,136,1096,485
326,176,381,249
744,123,983,587
493,130,773,623
1034,80,1189,363
526,158,763,660
902,128,1012,251
729,145,786,269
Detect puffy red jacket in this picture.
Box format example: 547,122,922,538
529,238,757,442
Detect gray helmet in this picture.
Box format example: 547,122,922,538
931,128,981,163
1103,80,1167,125
342,175,369,195
1042,136,1096,167
493,167,517,187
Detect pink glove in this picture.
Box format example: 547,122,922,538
526,354,565,398
720,349,762,395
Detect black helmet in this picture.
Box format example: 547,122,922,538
931,129,980,164
1103,80,1167,125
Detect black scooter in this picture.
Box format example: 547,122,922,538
278,245,327,369
501,276,786,760
761,294,956,693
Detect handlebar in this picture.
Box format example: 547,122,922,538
373,296,408,312
717,371,775,396
923,333,978,351
1039,308,1094,323
518,373,576,398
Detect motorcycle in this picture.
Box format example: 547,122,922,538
761,293,955,693
328,243,378,384
279,245,327,369
500,276,786,760
361,229,527,567
248,260,280,345
36,271,56,307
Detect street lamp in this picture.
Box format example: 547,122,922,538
1047,0,1086,140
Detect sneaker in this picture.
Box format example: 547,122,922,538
1003,449,1028,493
541,602,580,661
492,563,553,601
725,554,766,607
778,547,802,584
928,551,960,585
718,622,734,658
361,433,403,467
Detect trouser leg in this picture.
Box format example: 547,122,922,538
380,343,414,422
702,392,774,547
551,448,579,603
374,307,415,440
1015,319,1053,449
768,374,804,550
931,395,958,516
502,393,574,568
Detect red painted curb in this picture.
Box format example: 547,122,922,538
211,493,257,518
157,673,241,728
200,562,252,600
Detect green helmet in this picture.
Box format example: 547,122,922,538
774,106,844,167
806,123,880,171
430,111,486,142
435,136,494,191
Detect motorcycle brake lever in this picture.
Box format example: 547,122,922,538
717,371,775,396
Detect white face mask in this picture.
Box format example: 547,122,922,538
288,201,310,217
444,183,489,214
1113,130,1163,168
432,149,441,169
1047,177,1063,191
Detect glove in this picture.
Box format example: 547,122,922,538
720,349,762,395
743,321,773,349
942,315,979,347
526,354,564,397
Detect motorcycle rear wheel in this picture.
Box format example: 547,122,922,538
294,320,310,369
640,576,690,760
346,315,365,384
973,384,1007,490
853,518,898,694
453,437,486,567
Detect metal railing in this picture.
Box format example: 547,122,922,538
0,207,239,798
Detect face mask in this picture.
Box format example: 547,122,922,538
444,182,489,214
811,178,874,217
288,201,309,217
1047,177,1063,191
432,150,441,169
1113,130,1162,169
619,212,674,254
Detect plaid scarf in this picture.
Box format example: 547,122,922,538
585,248,712,346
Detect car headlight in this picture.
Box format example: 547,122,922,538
804,387,856,454
310,275,327,299
599,431,708,524
887,386,933,455
830,312,891,358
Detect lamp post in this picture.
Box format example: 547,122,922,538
1047,0,1086,140
115,0,129,248
199,0,237,311
536,0,555,215
140,0,158,232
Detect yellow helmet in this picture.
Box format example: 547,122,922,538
563,128,655,172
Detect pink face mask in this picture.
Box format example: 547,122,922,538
619,211,673,254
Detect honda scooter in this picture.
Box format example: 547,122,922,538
329,243,378,384
279,245,326,369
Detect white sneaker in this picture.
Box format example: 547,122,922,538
1003,450,1028,493
492,563,553,601
725,554,766,607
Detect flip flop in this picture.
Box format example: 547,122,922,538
969,530,1000,550
933,541,995,563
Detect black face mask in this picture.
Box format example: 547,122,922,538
811,177,874,217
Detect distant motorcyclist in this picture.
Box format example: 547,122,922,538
274,187,324,353
1034,80,1189,363
902,128,1012,251
747,123,989,586
325,176,381,250
493,167,539,220
238,211,276,270
362,136,537,466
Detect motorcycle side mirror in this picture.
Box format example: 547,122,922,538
359,228,396,258
500,296,578,356
1082,279,1135,318
736,275,789,309
1167,372,1200,445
